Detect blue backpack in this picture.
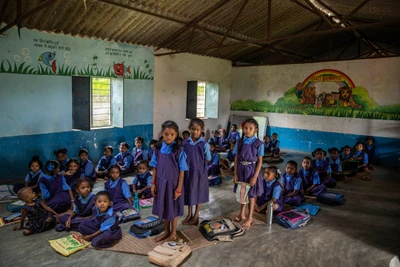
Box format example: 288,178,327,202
317,192,345,205
208,175,221,186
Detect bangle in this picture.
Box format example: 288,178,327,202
70,200,75,202
151,180,156,185
175,189,182,194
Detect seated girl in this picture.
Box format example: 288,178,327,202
147,139,158,161
13,156,43,194
281,160,304,206
39,160,74,213
78,191,122,248
298,157,327,196
132,136,148,169
63,158,84,192
114,142,134,175
14,187,58,236
130,160,152,199
79,149,96,182
270,133,281,157
365,136,380,169
209,130,223,151
54,148,69,172
255,166,283,213
104,164,133,212
352,142,369,172
220,141,235,172
96,146,117,179
327,147,342,172
263,135,272,156
311,148,337,188
207,142,221,177
56,178,95,232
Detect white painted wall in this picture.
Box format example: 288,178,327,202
231,57,400,138
154,54,232,138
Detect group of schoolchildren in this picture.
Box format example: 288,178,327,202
11,118,380,248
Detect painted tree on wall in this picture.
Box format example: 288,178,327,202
231,69,400,120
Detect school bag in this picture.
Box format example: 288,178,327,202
148,241,191,267
199,217,245,242
317,192,345,205
208,175,222,186
129,216,164,239
7,200,25,212
116,208,140,223
275,209,311,229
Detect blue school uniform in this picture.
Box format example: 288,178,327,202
78,206,122,248
131,171,152,198
226,130,240,143
264,141,273,154
366,145,379,165
327,156,342,172
340,154,351,161
114,152,134,174
97,155,117,172
147,148,154,162
207,151,221,176
13,170,43,194
352,151,368,165
256,178,283,212
281,173,303,206
312,159,336,188
150,141,189,221
39,173,71,213
298,168,327,196
81,159,96,181
104,177,132,212
59,158,69,172
132,146,148,166
208,136,223,147
270,139,280,154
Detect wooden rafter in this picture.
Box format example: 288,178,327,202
0,0,59,34
155,0,231,51
220,0,249,46
196,25,220,46
334,0,370,28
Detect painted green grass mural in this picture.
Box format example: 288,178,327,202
0,59,154,80
231,86,400,121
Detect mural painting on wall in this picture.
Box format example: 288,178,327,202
231,69,400,120
0,25,154,80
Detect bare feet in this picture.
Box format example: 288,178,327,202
154,231,170,242
242,218,254,230
187,214,199,226
164,233,177,242
234,214,246,223
23,229,31,236
181,215,192,225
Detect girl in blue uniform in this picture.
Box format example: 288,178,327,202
54,148,69,172
352,142,369,171
114,142,134,175
365,136,380,169
132,136,148,168
327,147,342,172
254,166,283,213
281,160,304,206
79,149,96,181
13,156,43,194
298,157,327,196
312,148,336,188
270,133,280,157
63,158,84,192
151,121,189,242
263,135,272,155
96,146,117,178
131,160,152,199
226,124,240,144
209,130,223,150
148,140,158,162
39,160,74,213
56,178,95,232
207,142,221,177
78,191,122,248
182,118,211,226
233,119,264,230
104,165,133,212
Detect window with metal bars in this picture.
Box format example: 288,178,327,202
186,81,219,120
91,78,111,128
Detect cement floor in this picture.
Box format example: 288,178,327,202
1,151,399,267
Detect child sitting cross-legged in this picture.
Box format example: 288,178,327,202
298,157,327,197
78,191,122,248
254,166,283,213
14,187,58,236
104,164,133,212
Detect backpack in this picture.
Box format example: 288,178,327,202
275,209,311,229
199,218,245,242
148,241,191,267
129,216,164,239
208,175,222,186
116,208,140,223
317,192,345,205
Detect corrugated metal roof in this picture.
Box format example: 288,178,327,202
0,0,399,65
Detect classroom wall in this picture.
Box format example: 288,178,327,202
231,57,400,165
154,53,232,138
0,27,154,181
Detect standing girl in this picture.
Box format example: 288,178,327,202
56,178,95,232
114,142,134,175
182,118,212,225
254,166,283,213
13,156,43,194
39,160,74,213
63,158,84,192
54,148,69,172
96,146,117,178
281,160,304,206
150,121,189,242
104,165,133,212
233,119,264,230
